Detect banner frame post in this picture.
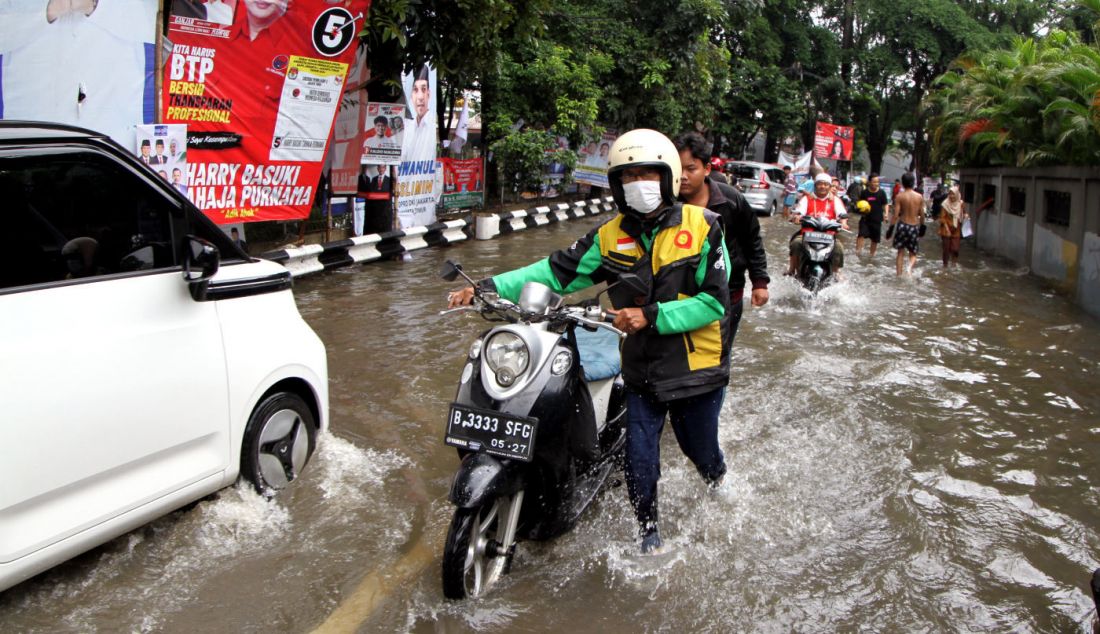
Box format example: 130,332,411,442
324,183,332,243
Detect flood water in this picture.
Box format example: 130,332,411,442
3,213,1099,632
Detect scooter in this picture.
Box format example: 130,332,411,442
437,260,635,600
795,215,844,293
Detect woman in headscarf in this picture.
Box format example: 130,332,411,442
936,186,968,268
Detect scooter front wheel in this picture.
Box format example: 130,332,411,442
442,495,518,599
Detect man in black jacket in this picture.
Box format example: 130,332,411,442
675,132,769,343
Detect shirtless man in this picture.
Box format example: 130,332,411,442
887,172,925,276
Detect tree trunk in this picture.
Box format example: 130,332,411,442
841,0,853,84
763,129,781,163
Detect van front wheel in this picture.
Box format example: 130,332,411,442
241,392,317,496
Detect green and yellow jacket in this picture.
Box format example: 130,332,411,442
486,203,731,402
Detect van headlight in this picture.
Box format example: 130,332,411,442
485,332,529,387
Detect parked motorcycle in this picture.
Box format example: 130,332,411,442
794,215,844,293
438,261,636,599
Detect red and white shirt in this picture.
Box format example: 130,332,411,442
795,194,848,220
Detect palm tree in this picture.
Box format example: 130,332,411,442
925,0,1100,168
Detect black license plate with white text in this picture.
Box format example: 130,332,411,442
445,403,539,462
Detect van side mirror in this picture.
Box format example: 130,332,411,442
183,235,220,300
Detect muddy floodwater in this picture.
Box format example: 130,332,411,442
3,214,1099,632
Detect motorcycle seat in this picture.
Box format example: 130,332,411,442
574,327,621,381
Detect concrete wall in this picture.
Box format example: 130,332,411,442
959,166,1100,318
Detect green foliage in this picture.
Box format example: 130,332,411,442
488,42,602,143
363,0,1063,178
926,2,1100,168
490,129,577,194
364,0,550,90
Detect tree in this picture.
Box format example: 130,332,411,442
489,129,577,197
543,0,728,135
925,17,1100,168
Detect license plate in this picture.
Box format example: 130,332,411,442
805,231,834,242
445,403,538,462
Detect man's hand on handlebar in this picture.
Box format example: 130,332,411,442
611,307,648,335
447,286,475,308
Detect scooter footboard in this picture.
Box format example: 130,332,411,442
449,452,527,509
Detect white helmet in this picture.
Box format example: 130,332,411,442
607,128,681,217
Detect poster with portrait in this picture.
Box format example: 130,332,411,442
0,0,158,149
360,102,405,165
135,123,190,196
574,130,616,188
163,0,371,224
440,158,483,209
814,121,855,161
395,63,439,229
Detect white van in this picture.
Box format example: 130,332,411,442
0,122,329,592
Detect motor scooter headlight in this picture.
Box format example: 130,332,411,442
485,332,529,386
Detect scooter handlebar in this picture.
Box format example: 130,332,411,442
575,315,626,339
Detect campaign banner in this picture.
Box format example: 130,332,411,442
574,131,616,188
328,45,369,196
136,124,190,196
815,121,855,161
358,163,391,200
395,64,439,229
440,158,483,209
0,0,158,149
361,102,405,165
163,0,369,224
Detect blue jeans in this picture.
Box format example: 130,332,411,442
623,386,727,531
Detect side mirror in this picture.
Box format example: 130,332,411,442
183,235,220,300
440,259,463,282
440,259,477,286
617,273,648,297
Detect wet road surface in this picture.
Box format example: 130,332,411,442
3,213,1099,632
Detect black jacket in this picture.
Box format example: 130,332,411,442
699,178,769,296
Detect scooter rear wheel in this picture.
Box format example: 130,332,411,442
442,499,509,599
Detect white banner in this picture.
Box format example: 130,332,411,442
0,0,158,149
396,64,439,229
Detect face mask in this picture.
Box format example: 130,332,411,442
622,180,663,215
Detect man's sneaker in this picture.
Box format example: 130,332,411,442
640,526,663,555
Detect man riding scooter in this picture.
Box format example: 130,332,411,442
786,172,849,279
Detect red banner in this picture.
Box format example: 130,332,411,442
329,47,370,196
814,121,855,161
164,0,370,224
439,158,484,209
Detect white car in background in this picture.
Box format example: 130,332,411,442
725,160,786,216
0,122,329,592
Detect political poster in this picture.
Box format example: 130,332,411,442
360,102,405,165
359,163,392,234
440,158,483,209
329,45,369,196
135,124,190,196
0,0,158,149
815,121,855,161
395,63,439,229
574,131,616,188
163,0,370,224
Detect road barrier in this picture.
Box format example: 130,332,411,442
263,197,615,278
